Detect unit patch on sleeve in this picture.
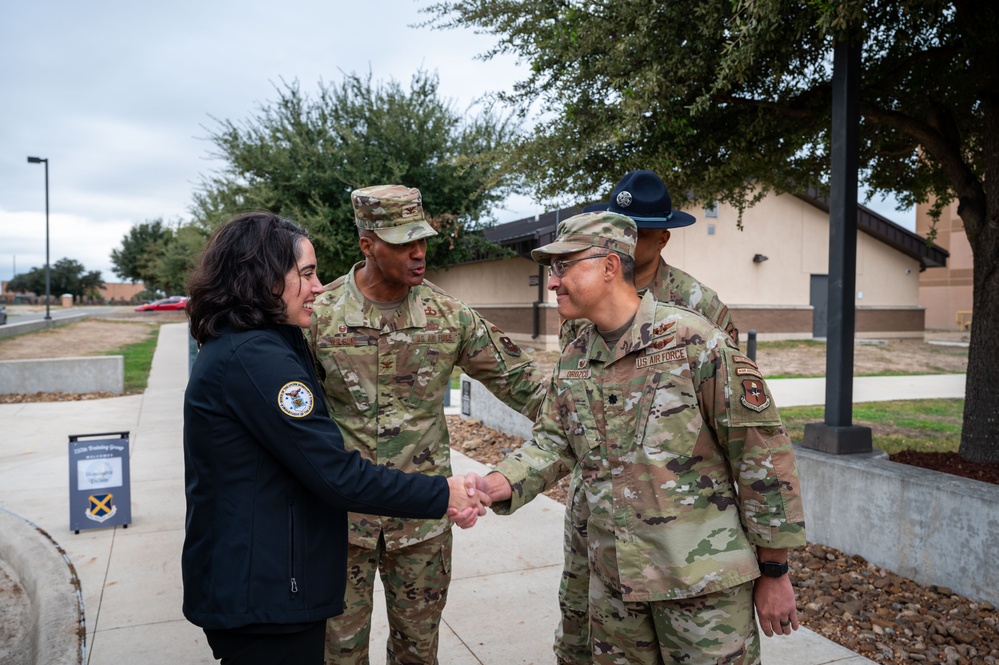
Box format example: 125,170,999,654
278,381,315,418
499,336,522,357
740,379,772,412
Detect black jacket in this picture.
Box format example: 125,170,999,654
182,324,448,630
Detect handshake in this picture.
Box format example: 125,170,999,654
444,473,495,529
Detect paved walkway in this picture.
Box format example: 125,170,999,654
2,323,966,663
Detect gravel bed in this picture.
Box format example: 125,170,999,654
447,416,999,664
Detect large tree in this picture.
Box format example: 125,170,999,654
425,0,999,464
8,258,104,299
110,219,173,293
191,70,519,282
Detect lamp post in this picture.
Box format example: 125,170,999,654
26,156,51,320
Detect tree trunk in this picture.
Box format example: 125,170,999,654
959,222,999,464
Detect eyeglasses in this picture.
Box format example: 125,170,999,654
548,254,609,278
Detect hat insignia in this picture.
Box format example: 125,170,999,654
616,191,633,208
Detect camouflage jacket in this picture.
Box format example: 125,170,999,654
560,257,738,348
308,263,547,550
494,292,806,602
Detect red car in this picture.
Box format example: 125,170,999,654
134,296,189,312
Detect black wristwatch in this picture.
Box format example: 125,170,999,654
759,561,789,578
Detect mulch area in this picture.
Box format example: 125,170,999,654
447,416,999,664
889,450,999,485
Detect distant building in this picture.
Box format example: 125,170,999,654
427,190,947,351
917,199,973,331
0,281,147,305
99,282,147,304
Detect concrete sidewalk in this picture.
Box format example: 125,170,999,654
4,323,968,663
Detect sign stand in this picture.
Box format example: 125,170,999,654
68,431,132,534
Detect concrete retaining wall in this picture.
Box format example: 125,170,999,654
460,375,534,441
796,447,999,606
0,314,89,340
0,509,85,665
0,357,124,395
460,375,999,607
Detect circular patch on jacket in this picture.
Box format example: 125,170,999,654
278,381,314,418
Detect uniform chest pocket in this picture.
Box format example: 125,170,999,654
401,345,450,408
559,378,602,462
634,367,702,458
324,349,374,416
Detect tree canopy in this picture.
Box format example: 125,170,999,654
424,0,999,463
191,70,519,282
7,258,104,299
110,219,203,296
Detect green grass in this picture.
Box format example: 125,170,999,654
103,327,160,393
780,398,964,454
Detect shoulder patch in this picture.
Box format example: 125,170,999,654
732,354,758,368
499,336,522,357
739,379,772,412
278,381,314,418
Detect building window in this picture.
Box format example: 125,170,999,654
707,224,716,236
704,201,719,218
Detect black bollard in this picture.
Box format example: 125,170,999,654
747,329,757,362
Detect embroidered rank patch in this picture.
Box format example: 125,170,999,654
636,347,686,369
735,366,763,379
740,379,772,412
499,336,522,356
732,354,758,368
278,381,314,418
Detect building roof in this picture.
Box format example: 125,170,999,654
484,193,949,270
795,188,948,270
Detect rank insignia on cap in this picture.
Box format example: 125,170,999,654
616,190,633,208
499,336,522,357
278,381,314,418
740,379,771,412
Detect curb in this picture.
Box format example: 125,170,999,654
0,508,85,665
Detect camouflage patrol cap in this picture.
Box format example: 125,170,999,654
531,211,637,265
351,185,438,244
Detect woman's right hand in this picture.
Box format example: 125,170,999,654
446,473,491,529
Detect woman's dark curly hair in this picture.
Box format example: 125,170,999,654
186,212,310,344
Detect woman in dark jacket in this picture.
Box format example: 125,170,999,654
182,212,485,664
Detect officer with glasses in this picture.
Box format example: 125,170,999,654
473,210,806,665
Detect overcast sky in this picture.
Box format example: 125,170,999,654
0,1,914,286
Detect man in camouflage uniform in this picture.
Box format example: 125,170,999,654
556,169,740,664
476,210,806,664
308,184,546,665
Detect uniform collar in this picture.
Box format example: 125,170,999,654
584,291,660,365
342,262,428,331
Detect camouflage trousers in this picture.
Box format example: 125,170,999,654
590,573,760,665
554,468,592,665
324,531,452,665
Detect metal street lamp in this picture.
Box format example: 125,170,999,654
26,156,51,320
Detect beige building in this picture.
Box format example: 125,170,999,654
98,281,148,304
917,199,973,331
427,191,947,351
